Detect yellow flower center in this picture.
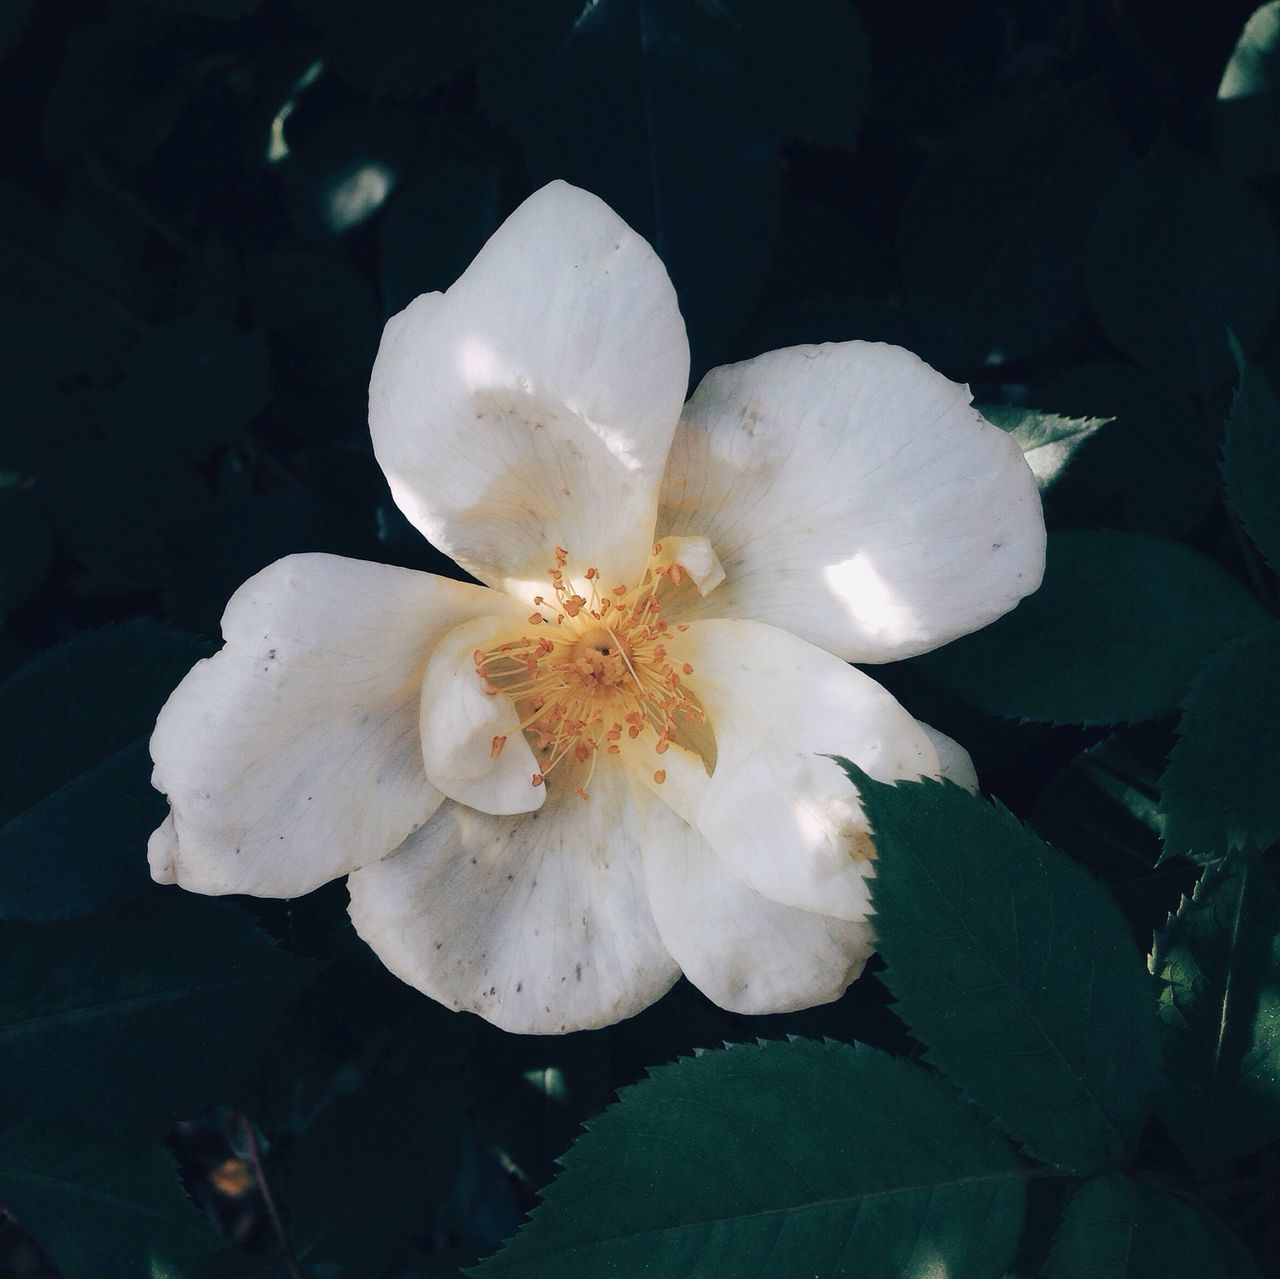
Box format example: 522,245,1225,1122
472,544,711,798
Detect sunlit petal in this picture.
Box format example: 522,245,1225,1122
681,617,939,919
660,342,1045,661
633,776,875,1014
369,181,690,597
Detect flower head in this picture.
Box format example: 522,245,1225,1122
148,182,1044,1033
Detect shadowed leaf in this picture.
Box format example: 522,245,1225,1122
475,1040,1026,1278
1153,859,1280,1170
847,768,1161,1175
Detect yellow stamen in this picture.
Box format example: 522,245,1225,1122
472,545,710,795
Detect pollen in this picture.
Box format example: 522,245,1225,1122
471,544,710,796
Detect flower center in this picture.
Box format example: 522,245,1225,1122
472,544,710,798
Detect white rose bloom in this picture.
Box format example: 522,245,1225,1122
148,181,1044,1034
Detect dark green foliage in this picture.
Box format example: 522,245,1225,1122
1031,727,1186,944
481,0,784,372
1087,140,1279,395
1217,2,1280,179
1043,1173,1261,1278
378,162,503,313
1160,624,1280,862
917,531,1266,725
0,896,314,1134
284,1071,466,1276
0,625,212,921
1223,341,1280,574
1153,859,1280,1170
846,768,1161,1175
1,3,1277,1275
475,1040,1027,1279
0,1125,218,1279
898,82,1126,367
1041,362,1217,537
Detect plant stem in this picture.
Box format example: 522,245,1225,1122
235,1112,302,1279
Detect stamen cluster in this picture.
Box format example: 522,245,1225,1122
472,545,704,797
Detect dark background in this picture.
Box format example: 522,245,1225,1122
1,1,1276,1275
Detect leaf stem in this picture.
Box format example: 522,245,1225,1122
235,1112,302,1279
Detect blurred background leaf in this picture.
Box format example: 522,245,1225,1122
1153,858,1280,1173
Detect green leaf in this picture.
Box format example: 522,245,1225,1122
378,161,503,315
1042,1173,1260,1278
300,0,482,97
1223,340,1280,573
474,1039,1026,1279
248,248,379,390
0,198,139,384
978,403,1108,493
0,1123,218,1279
1087,140,1279,395
1217,1,1280,179
916,531,1267,725
102,317,271,462
1159,624,1280,862
480,0,780,372
42,22,209,167
0,482,54,616
1153,858,1280,1170
0,623,212,921
287,1070,464,1276
847,769,1161,1175
1042,361,1217,538
898,83,1127,367
0,895,314,1134
700,0,871,150
1032,727,1187,945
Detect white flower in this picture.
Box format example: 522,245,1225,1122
148,181,1045,1034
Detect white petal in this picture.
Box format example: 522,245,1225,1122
369,181,690,597
147,813,178,885
919,721,980,792
420,616,545,816
150,554,520,898
682,618,938,919
634,780,875,1015
346,761,678,1034
625,736,710,826
660,342,1046,662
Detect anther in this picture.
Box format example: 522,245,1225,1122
653,769,666,784
490,735,507,759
